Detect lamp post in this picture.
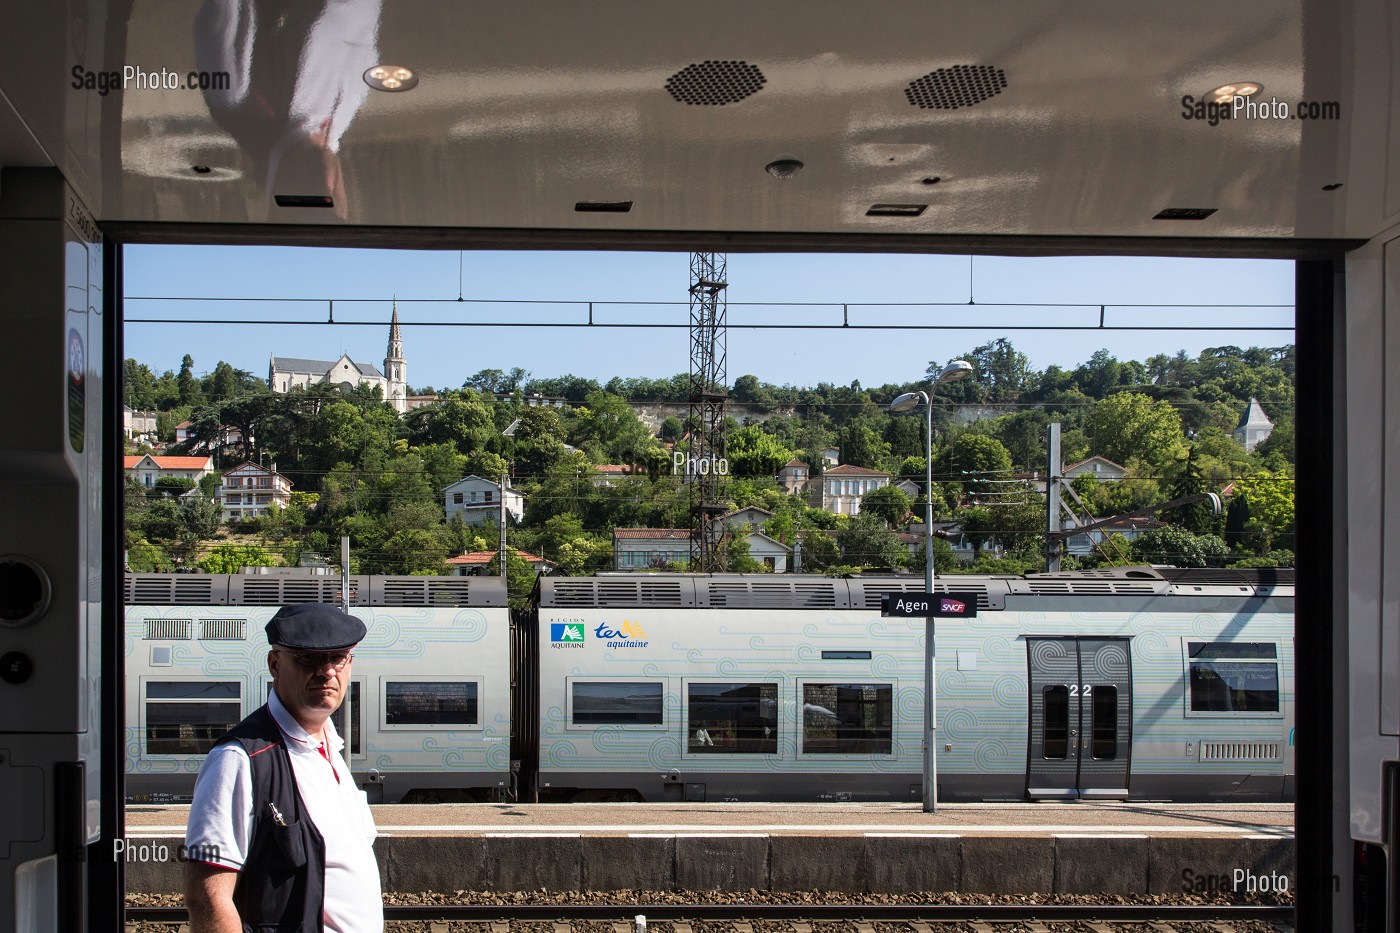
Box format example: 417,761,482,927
889,359,973,813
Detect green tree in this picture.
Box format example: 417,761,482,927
200,544,277,574
177,354,196,405
151,476,197,498
727,425,793,477
1130,526,1229,567
961,338,1032,402
127,539,173,572
935,434,1013,501
1233,468,1295,553
658,416,684,443
1084,392,1185,468
571,391,656,464
837,512,906,569
858,485,911,528
838,423,890,470
724,528,766,572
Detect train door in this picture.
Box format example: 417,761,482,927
1026,637,1132,799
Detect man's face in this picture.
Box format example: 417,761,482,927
268,646,353,726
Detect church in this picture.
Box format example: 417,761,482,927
268,307,408,413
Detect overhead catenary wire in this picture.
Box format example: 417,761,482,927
123,294,1294,332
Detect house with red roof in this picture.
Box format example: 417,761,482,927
613,528,693,570
124,454,214,489
445,549,555,576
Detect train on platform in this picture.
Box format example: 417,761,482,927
123,566,1294,805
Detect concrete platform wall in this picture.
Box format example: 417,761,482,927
124,833,1296,898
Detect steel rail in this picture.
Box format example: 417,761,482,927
125,901,1294,924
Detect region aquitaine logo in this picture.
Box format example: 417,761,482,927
550,623,585,649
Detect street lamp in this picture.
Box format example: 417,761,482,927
889,359,973,813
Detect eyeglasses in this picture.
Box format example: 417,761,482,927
275,649,354,671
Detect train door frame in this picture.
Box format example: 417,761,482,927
1025,636,1132,799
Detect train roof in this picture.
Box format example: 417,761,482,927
124,573,509,608
537,567,1293,610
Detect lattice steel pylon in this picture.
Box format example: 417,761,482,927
688,252,728,571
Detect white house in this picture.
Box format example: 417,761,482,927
908,520,1002,563
269,308,408,413
613,528,692,570
716,506,773,534
1063,456,1127,482
777,459,809,495
1234,397,1275,451
737,530,789,572
894,478,921,499
590,464,641,487
1063,517,1166,558
124,454,215,488
123,406,158,441
174,421,247,453
820,447,840,468
443,475,525,526
218,461,292,521
812,464,891,516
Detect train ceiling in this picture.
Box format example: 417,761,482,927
0,0,1396,248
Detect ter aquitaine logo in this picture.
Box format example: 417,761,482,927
550,623,585,648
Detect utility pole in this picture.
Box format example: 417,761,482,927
1045,423,1063,572
688,252,728,571
499,472,509,580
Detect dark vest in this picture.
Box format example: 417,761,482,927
215,705,326,933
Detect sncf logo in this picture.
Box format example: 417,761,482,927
940,598,967,614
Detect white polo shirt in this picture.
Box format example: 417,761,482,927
186,691,383,933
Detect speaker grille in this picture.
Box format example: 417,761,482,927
666,61,766,106
905,65,1007,109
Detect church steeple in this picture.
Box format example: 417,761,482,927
384,299,407,414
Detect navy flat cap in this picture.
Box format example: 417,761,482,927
265,604,367,651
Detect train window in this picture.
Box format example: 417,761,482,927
571,681,664,725
144,680,242,755
821,651,872,660
384,680,479,727
1187,642,1280,713
350,681,362,755
688,683,778,753
1042,685,1069,759
1091,686,1117,759
801,683,892,754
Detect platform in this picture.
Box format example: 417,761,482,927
122,802,1295,897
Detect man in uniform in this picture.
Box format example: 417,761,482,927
184,604,382,933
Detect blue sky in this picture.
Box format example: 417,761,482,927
123,247,1294,390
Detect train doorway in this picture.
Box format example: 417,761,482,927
1025,637,1132,799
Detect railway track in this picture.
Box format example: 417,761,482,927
125,901,1295,928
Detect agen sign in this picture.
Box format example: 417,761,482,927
880,592,978,618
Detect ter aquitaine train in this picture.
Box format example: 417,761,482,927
124,567,1294,805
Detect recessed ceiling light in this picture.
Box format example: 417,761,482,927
867,204,927,217
274,194,336,209
765,159,804,179
1153,207,1217,221
1209,82,1262,104
575,201,633,213
364,65,418,92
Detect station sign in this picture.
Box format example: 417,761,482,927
880,592,978,618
